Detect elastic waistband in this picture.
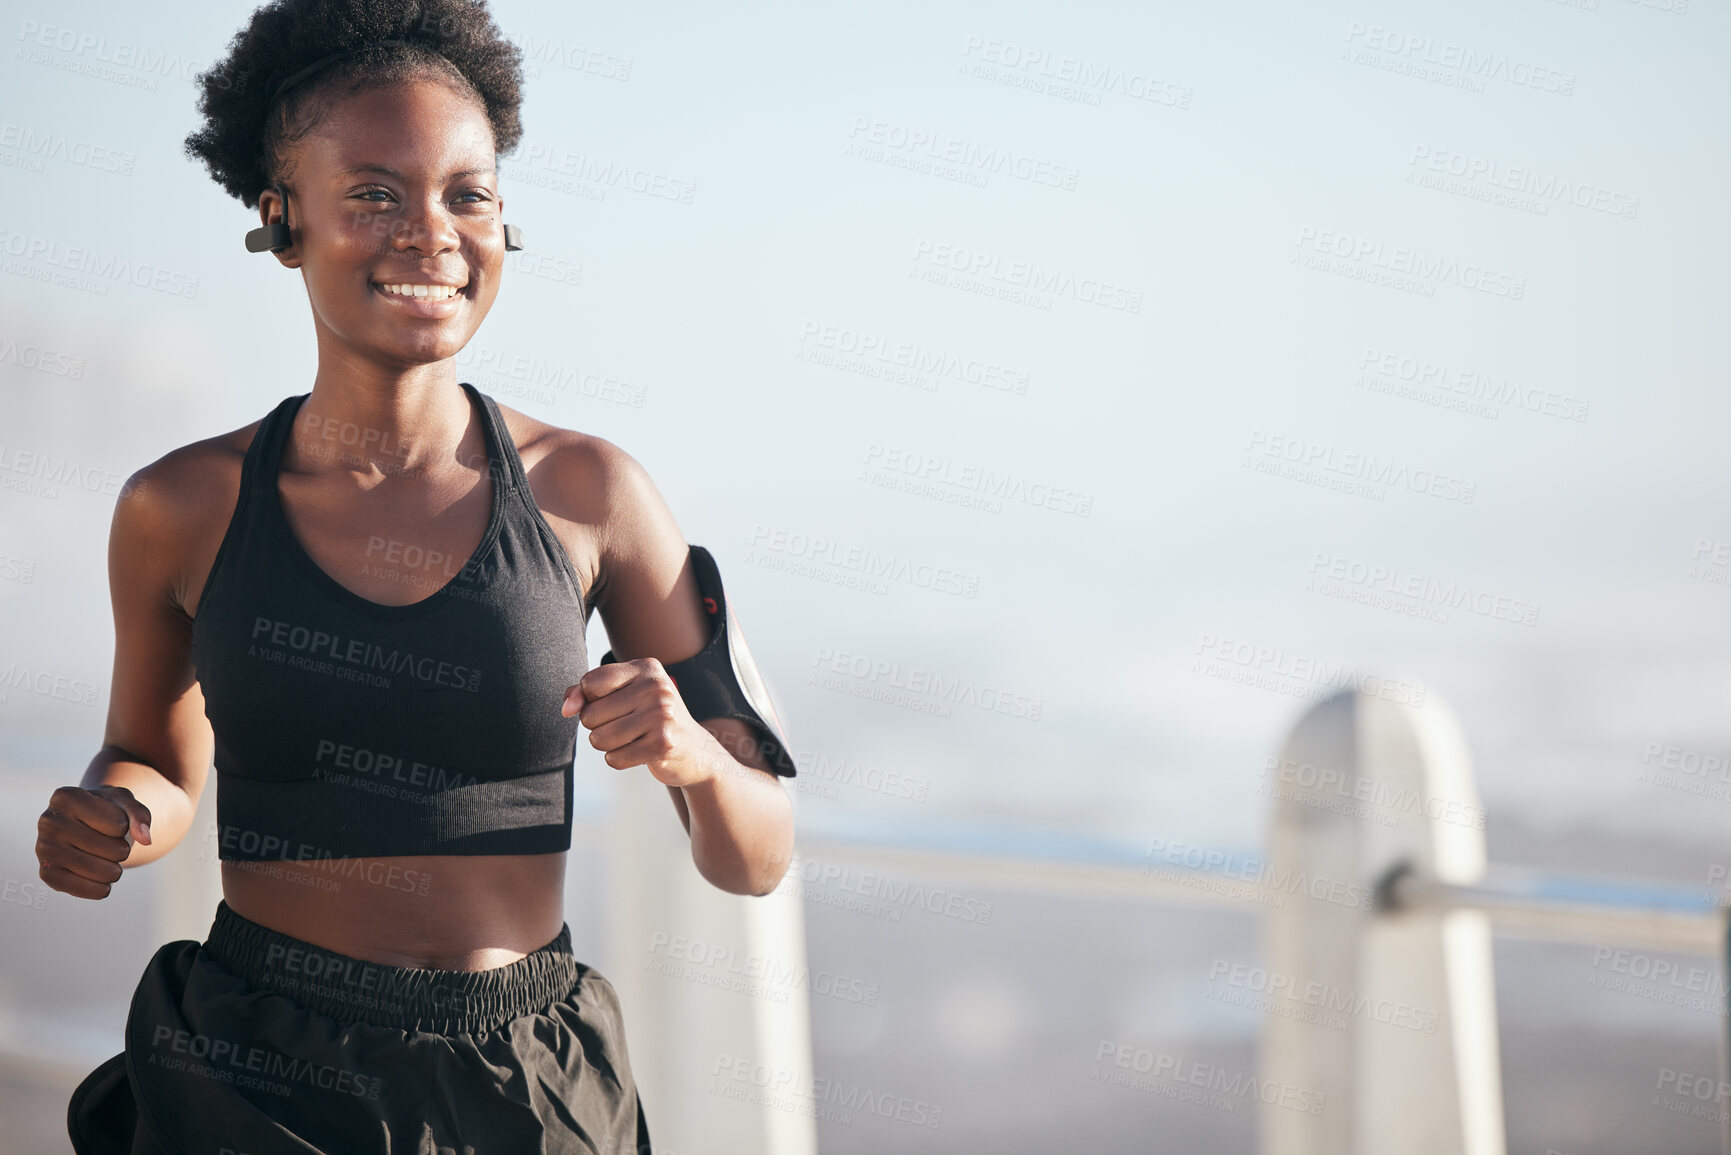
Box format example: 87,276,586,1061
202,899,579,1036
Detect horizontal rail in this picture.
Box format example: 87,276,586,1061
1385,867,1725,954
775,822,1731,957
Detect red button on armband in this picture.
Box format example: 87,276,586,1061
703,597,717,614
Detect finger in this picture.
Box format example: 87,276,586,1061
41,842,126,886
581,657,656,702
604,731,672,772
39,861,115,901
51,787,130,841
560,682,587,719
38,811,132,864
577,672,660,731
586,712,656,759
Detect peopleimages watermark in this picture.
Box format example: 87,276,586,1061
809,644,1044,721
505,29,632,82
782,745,930,803
0,661,102,708
1092,1041,1325,1114
774,854,994,926
500,145,695,204
0,334,85,379
1142,836,1373,912
844,115,1079,191
1305,551,1540,629
255,940,523,1024
0,553,37,583
794,319,1030,397
0,226,200,298
197,822,434,898
1637,741,1731,805
1654,1067,1730,1125
0,121,134,176
145,1025,383,1101
1705,864,1731,909
1342,21,1577,96
1586,945,1726,1016
711,1054,943,1129
646,933,879,1007
1207,959,1441,1034
1259,754,1487,830
1,876,49,910
746,524,981,599
310,737,481,801
246,614,483,692
1193,631,1428,708
957,36,1193,111
860,441,1093,518
908,238,1143,314
454,342,645,409
0,442,129,501
1293,225,1526,301
1353,346,1588,423
506,248,583,288
13,18,244,94
1687,538,1731,592
1406,145,1638,220
1243,429,1477,505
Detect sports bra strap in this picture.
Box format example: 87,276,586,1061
469,383,528,495
236,392,304,517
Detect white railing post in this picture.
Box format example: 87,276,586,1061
1260,686,1504,1155
605,768,817,1155
154,770,223,946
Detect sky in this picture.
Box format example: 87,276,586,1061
2,0,1729,865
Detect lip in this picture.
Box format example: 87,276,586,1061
370,278,470,317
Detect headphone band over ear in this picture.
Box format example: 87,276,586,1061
244,187,523,254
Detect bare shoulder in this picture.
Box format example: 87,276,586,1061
491,400,683,602
491,400,665,530
115,417,264,617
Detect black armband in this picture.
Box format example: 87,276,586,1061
600,544,798,777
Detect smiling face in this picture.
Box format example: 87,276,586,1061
259,76,505,368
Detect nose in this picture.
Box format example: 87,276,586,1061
390,195,460,256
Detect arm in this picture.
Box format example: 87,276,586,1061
572,440,794,896
36,452,219,897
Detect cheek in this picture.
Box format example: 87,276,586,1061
332,217,391,259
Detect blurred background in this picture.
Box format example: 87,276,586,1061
2,0,1728,1151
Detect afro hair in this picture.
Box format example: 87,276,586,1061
185,0,524,208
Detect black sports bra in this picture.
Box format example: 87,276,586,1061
191,382,590,862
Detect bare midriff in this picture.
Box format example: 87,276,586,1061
220,851,568,971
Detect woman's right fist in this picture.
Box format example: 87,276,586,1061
36,785,154,900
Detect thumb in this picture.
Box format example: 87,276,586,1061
560,678,588,721
94,785,152,845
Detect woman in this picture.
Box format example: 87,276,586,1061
35,1,798,1151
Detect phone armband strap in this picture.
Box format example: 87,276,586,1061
600,544,798,777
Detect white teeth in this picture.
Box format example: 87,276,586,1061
377,283,462,300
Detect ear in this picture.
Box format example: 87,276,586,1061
255,187,302,268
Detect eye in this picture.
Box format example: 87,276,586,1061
454,189,493,204
351,185,395,203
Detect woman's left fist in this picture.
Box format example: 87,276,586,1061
561,658,723,788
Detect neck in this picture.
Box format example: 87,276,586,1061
294,340,482,482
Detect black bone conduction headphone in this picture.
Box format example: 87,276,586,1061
243,41,524,255
244,198,523,253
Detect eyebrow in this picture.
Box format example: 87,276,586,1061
333,164,496,181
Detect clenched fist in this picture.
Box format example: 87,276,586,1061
561,657,725,789
36,785,153,900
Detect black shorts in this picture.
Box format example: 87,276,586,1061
67,899,651,1154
